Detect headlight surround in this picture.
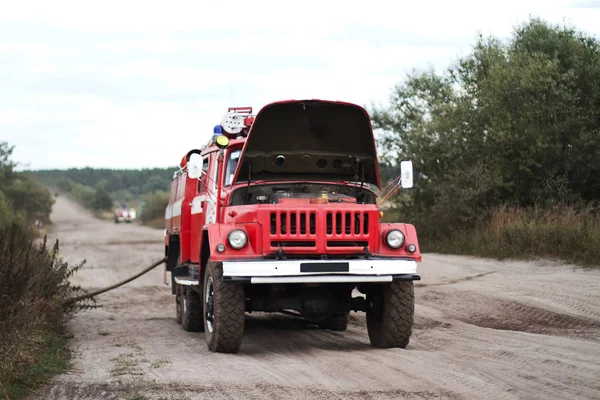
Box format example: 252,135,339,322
228,229,248,250
385,229,405,249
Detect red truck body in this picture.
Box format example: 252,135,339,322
164,99,421,353
114,207,136,223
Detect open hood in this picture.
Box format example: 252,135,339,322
233,100,380,188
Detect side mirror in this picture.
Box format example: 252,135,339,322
399,161,413,189
187,153,205,179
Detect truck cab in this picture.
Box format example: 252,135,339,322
164,100,421,353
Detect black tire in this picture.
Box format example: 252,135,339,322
181,286,204,332
318,312,349,331
366,281,414,348
203,260,245,353
175,284,182,324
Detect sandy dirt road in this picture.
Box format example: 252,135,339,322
36,196,600,400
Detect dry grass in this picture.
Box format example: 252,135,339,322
142,217,164,229
0,224,94,399
425,205,600,266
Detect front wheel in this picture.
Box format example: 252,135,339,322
203,261,245,353
366,281,414,348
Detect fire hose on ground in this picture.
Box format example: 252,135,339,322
67,257,167,303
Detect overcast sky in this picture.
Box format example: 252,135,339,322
2,0,600,170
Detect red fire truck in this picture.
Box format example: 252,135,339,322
114,207,136,223
164,100,421,353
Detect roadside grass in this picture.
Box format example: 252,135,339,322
142,217,164,230
415,205,600,267
109,353,147,377
95,209,115,222
1,335,70,399
0,224,94,400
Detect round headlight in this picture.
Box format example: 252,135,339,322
228,229,248,250
385,229,405,249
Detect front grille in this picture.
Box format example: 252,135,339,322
270,211,316,235
267,209,372,252
326,211,369,235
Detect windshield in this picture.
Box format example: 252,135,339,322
225,149,241,186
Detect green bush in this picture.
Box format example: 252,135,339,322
69,183,95,209
0,225,93,398
373,19,600,262
92,186,113,212
0,142,93,398
0,190,14,228
140,191,169,224
55,177,74,193
0,142,54,227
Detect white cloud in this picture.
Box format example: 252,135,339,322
2,0,600,169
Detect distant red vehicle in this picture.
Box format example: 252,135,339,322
114,207,136,223
164,100,420,353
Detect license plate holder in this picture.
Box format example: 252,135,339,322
300,262,350,273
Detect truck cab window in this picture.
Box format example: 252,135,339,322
225,149,241,186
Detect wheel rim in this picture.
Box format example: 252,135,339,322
205,276,215,333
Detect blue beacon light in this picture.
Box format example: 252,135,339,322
212,125,223,142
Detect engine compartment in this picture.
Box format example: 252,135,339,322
228,182,377,206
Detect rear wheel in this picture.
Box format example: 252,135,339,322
181,286,204,332
175,284,182,324
203,261,245,353
366,281,414,348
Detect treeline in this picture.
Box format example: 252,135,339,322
33,166,176,218
373,19,600,265
34,166,175,202
54,178,114,212
0,142,90,398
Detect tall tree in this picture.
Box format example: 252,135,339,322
372,19,600,237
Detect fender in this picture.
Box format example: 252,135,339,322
376,223,421,261
207,222,263,262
